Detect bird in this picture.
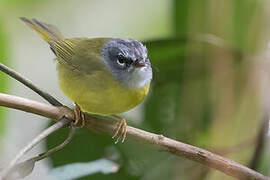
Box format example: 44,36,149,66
20,17,152,143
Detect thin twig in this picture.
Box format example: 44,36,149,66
0,93,269,180
13,123,75,166
0,117,71,179
35,124,75,161
249,113,269,169
1,119,75,180
4,125,75,179
0,62,62,106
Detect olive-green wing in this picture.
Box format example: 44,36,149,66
52,38,111,74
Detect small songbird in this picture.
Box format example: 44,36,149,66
20,17,152,143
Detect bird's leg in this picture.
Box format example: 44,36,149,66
111,115,127,143
73,103,85,128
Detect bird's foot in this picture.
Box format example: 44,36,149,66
73,103,85,128
111,115,127,144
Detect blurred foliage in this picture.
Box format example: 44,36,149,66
0,19,9,136
261,143,270,175
0,0,267,179
0,0,42,6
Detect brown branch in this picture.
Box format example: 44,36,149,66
0,63,62,106
0,93,269,180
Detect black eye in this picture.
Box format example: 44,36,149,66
116,54,126,66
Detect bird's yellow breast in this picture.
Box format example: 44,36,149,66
57,63,150,115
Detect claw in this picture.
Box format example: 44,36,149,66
111,115,127,143
112,120,122,139
121,121,127,143
73,103,85,128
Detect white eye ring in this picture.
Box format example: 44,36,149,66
117,55,126,66
117,59,125,66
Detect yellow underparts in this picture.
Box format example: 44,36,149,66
57,63,150,115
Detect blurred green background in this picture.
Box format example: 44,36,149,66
0,0,270,179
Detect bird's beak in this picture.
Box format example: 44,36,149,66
135,60,146,67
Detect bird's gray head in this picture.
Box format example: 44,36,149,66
101,38,152,89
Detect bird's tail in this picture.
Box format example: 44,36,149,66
20,17,64,42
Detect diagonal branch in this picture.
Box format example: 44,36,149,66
0,62,62,106
0,93,269,180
